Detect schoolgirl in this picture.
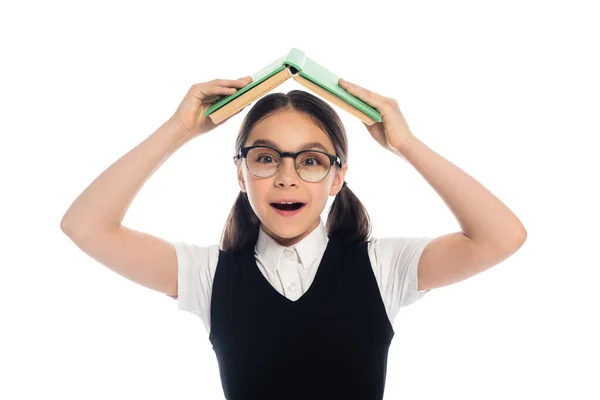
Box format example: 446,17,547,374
62,76,526,400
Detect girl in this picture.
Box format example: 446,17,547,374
61,76,527,400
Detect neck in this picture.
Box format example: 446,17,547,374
262,218,320,247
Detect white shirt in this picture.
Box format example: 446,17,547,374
173,218,432,334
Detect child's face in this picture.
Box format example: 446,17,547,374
237,110,347,246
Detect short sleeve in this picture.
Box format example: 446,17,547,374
368,236,434,325
171,242,220,334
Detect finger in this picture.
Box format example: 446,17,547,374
197,85,237,98
203,94,226,103
214,77,252,88
339,78,386,109
339,78,374,96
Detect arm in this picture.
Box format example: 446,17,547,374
396,135,527,291
60,78,252,298
337,78,527,292
60,118,191,298
60,118,190,237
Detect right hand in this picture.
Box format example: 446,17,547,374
170,76,253,140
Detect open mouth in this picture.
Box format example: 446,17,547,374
271,202,305,211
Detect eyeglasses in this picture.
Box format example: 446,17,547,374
234,145,342,183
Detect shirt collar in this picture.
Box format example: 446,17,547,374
255,218,329,272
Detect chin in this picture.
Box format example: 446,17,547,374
262,210,310,239
264,221,303,239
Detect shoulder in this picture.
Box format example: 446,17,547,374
367,235,434,269
367,235,434,321
172,242,221,275
171,242,221,302
171,241,221,332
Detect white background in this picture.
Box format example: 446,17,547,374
2,0,598,399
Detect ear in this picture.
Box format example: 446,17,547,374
237,161,247,193
329,163,348,196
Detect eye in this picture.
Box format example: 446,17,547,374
302,157,321,167
298,151,327,168
256,155,276,164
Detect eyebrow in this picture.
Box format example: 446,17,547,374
250,138,330,153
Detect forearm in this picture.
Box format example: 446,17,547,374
61,118,191,239
395,135,526,250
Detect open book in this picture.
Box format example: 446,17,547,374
203,48,382,126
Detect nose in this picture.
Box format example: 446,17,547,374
274,156,300,187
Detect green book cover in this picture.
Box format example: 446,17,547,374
203,48,382,123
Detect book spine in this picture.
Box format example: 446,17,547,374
284,48,307,71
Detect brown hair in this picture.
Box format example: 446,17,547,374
219,90,371,251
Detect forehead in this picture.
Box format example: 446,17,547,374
246,110,334,153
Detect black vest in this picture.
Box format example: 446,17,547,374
209,235,395,400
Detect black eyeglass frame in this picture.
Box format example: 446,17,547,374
233,145,343,182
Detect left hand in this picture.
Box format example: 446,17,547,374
338,78,414,153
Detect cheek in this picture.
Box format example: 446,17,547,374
243,176,270,209
306,184,331,208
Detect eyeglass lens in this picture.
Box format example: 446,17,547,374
246,147,331,182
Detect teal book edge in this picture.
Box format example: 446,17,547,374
203,48,382,123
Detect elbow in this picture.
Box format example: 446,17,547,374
486,228,527,255
519,228,527,244
60,216,72,234
505,219,527,251
515,224,527,246
60,214,79,237
504,228,527,254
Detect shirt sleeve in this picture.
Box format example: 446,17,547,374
170,242,220,334
368,236,434,324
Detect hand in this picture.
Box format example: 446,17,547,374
338,78,414,153
170,76,253,140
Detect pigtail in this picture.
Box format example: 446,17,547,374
220,191,260,252
326,183,371,244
